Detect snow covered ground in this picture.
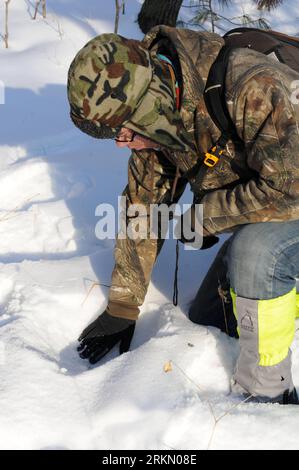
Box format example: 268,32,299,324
0,0,299,450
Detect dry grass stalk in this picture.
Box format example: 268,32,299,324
81,280,111,307
169,360,253,449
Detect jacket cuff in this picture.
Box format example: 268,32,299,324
107,300,140,321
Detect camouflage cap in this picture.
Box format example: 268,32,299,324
67,34,153,136
67,33,193,151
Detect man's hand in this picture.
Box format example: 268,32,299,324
77,310,135,365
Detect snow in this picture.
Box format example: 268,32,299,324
0,0,299,450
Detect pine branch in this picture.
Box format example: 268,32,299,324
253,0,284,11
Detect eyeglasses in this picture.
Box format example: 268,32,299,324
114,130,136,143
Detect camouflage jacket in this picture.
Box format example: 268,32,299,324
107,26,299,320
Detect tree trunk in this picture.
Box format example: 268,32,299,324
137,0,183,34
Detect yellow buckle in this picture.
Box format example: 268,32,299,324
204,146,223,167
204,153,219,167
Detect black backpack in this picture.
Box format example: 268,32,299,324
203,27,299,167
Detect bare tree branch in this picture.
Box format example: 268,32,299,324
33,1,40,19
4,0,12,49
42,0,46,18
33,0,47,20
114,0,125,34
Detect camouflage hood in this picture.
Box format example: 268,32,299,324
67,33,194,152
142,26,225,160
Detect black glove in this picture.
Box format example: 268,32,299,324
77,310,135,365
199,235,219,250
176,205,219,250
179,229,219,249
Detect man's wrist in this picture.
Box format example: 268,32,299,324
107,300,140,321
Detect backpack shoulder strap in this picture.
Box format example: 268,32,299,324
203,45,238,167
224,27,299,74
202,26,299,172
204,45,236,143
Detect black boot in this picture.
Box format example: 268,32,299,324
188,238,238,337
241,388,299,405
282,388,299,405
